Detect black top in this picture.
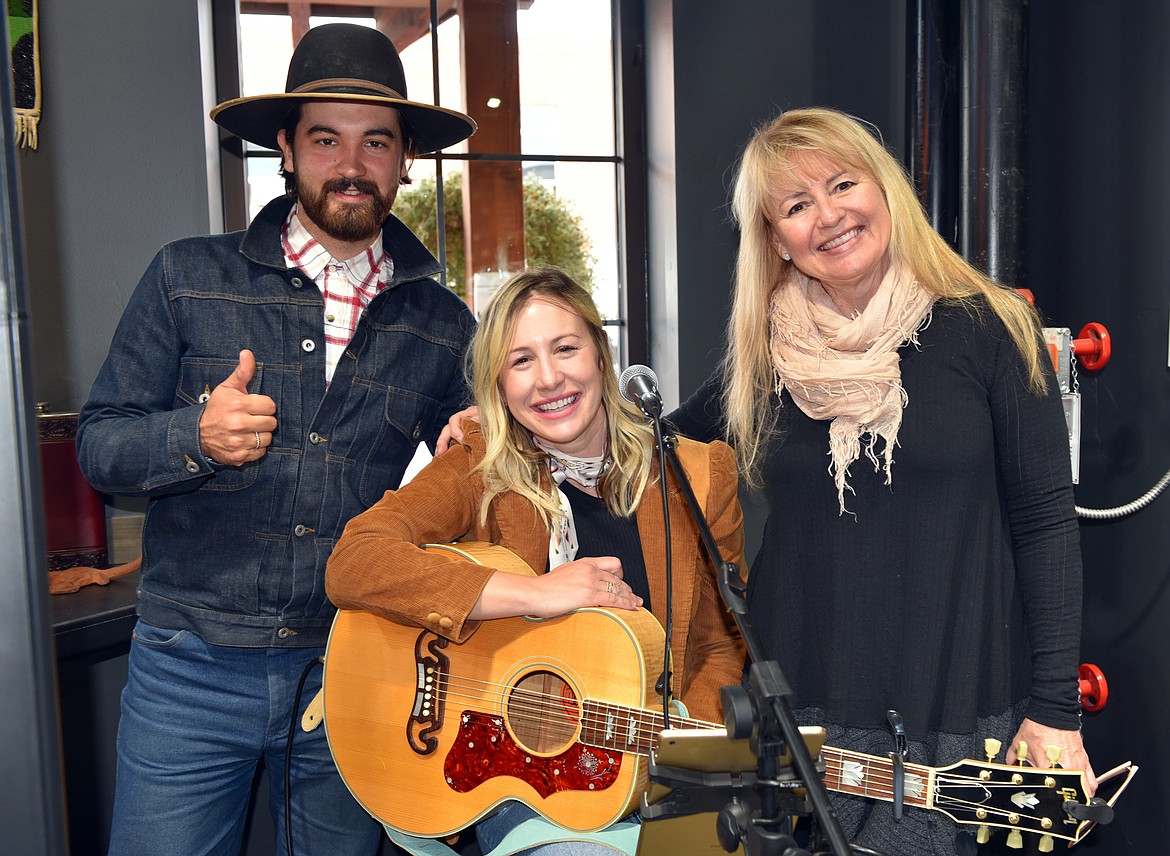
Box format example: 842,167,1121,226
563,481,652,611
668,299,1082,739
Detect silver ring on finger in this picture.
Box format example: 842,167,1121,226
605,580,614,594
254,431,261,450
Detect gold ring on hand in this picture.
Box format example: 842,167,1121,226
605,580,614,594
254,431,261,450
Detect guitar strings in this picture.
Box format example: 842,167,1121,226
820,752,1071,837
437,676,1043,809
419,672,1069,839
821,752,1056,796
930,782,1061,833
437,679,711,745
436,672,1070,788
429,670,710,749
820,767,929,804
433,670,708,730
824,746,1070,791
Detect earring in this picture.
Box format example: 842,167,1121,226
782,252,791,261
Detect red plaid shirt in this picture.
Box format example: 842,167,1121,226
281,205,392,385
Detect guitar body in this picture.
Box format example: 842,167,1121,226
323,542,667,838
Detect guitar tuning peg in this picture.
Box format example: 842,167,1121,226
1045,744,1063,767
976,824,991,844
984,737,1002,761
1015,739,1029,766
1038,833,1055,853
1006,828,1024,849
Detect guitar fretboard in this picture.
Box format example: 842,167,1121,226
579,699,716,755
821,747,933,808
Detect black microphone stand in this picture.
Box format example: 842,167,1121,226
653,425,856,856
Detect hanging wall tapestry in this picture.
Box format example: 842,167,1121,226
9,0,40,149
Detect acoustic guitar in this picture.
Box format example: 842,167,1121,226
323,542,1132,848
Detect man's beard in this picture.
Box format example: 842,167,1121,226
296,176,396,245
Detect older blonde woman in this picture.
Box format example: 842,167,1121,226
327,266,746,856
668,108,1093,856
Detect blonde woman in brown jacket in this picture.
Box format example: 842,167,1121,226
326,266,746,856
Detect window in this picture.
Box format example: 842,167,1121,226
215,0,647,365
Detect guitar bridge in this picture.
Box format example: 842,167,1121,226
407,629,449,755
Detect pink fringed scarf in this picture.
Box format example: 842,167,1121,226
768,265,936,514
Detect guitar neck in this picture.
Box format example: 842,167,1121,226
578,699,933,810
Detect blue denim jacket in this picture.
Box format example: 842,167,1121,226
78,196,475,647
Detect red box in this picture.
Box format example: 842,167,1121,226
37,407,107,571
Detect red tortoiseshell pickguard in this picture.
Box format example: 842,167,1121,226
443,711,622,797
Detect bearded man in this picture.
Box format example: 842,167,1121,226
77,24,476,855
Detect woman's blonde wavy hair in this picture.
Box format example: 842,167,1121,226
469,265,655,526
725,107,1047,484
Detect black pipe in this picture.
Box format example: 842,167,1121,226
906,0,961,249
960,0,1029,286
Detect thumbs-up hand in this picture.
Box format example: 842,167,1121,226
198,349,278,466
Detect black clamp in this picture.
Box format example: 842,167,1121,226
887,709,908,821
1065,797,1115,825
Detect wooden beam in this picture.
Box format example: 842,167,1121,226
289,3,311,43
460,0,525,311
240,1,531,11
373,7,434,49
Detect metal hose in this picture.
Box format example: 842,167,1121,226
1077,464,1170,520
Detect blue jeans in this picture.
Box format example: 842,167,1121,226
107,620,381,856
475,802,638,856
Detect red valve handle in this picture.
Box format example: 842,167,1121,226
1078,663,1108,712
1072,322,1111,371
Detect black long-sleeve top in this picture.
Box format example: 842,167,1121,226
669,299,1083,740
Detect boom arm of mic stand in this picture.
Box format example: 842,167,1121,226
658,430,853,856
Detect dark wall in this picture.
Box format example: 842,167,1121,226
1029,3,1170,852
669,0,907,398
17,0,211,413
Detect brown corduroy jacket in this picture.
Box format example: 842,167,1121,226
326,423,747,723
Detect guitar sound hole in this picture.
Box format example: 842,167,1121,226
506,670,580,755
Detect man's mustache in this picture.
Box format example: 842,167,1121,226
324,178,380,196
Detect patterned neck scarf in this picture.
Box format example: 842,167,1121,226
533,437,612,569
768,264,935,514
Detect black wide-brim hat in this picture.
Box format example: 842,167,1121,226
210,23,476,154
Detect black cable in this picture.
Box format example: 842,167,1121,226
285,654,325,856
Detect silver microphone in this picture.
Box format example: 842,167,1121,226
618,364,662,418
